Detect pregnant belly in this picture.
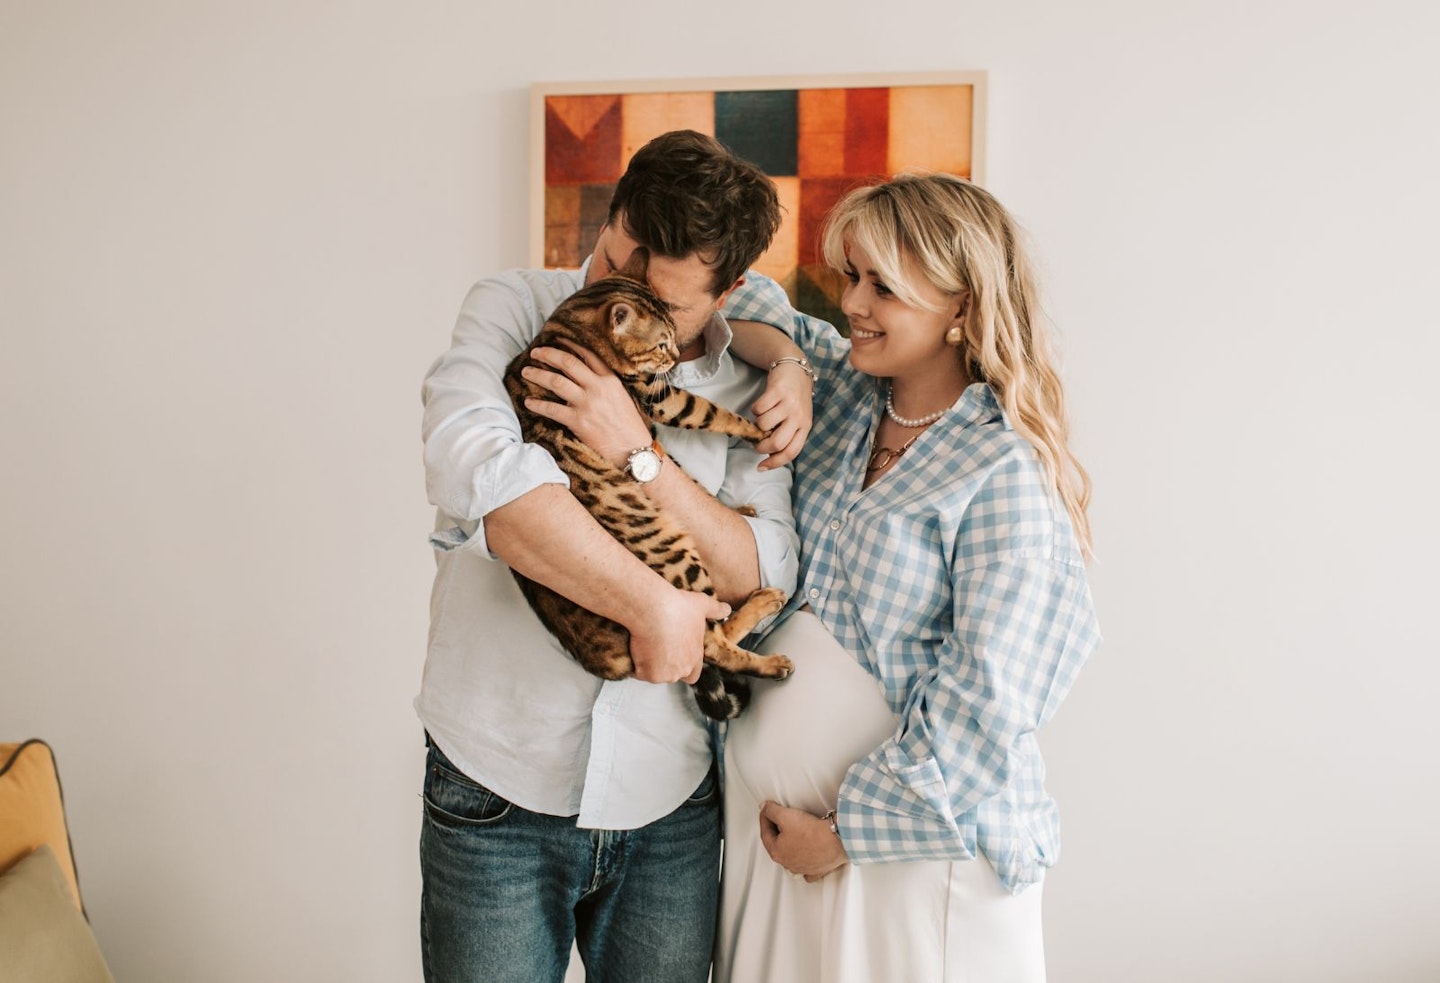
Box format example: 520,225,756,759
727,611,899,815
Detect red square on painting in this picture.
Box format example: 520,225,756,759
545,96,624,186
843,88,890,176
799,177,877,267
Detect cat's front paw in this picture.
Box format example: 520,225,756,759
746,586,787,615
755,653,794,679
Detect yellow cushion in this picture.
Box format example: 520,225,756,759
0,740,82,909
0,844,114,983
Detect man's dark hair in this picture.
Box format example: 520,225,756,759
608,130,782,296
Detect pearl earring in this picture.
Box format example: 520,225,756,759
945,326,964,346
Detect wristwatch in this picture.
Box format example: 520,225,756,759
625,440,666,484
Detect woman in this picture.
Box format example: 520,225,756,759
717,173,1101,982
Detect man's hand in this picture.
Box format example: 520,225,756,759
521,344,651,466
759,801,849,882
627,587,731,685
751,361,813,470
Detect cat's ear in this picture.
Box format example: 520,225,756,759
610,301,641,337
618,247,649,281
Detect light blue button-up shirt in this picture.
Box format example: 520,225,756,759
417,263,799,830
724,275,1101,891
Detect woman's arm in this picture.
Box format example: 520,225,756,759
836,554,1098,862
834,457,1101,867
720,272,825,469
730,320,814,470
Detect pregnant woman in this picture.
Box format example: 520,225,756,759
717,173,1102,982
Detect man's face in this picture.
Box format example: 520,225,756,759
585,217,740,355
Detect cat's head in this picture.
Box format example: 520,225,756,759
560,249,680,377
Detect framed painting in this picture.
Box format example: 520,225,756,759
530,71,986,328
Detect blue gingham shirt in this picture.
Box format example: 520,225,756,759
724,276,1101,892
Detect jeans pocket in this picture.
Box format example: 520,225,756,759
423,756,515,829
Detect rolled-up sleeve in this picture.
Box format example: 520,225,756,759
421,273,570,557
836,551,1099,863
716,436,799,598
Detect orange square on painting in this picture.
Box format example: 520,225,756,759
753,177,800,293
620,93,715,162
887,86,973,177
798,90,847,178
546,185,580,226
544,223,581,270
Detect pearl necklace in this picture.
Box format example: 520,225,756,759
885,385,949,428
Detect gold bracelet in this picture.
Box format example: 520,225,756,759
768,355,818,384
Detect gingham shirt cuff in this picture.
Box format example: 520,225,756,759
836,752,977,865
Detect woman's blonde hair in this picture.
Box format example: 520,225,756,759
821,173,1093,557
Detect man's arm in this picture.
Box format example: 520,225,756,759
423,271,726,680
484,486,729,683
519,344,795,606
635,450,762,605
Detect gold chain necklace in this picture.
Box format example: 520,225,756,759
866,432,922,473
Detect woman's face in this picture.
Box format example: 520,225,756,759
840,240,963,387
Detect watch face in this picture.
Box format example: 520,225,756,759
628,449,662,483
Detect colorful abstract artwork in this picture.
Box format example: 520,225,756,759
530,73,985,330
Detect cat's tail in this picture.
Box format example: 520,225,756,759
692,665,751,721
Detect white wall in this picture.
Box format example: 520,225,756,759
3,2,1437,981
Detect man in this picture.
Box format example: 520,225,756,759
415,130,801,983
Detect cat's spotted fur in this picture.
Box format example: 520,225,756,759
503,253,793,720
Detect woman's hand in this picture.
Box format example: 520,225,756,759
521,343,652,466
751,360,813,471
759,801,848,882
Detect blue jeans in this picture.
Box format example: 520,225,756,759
419,739,721,983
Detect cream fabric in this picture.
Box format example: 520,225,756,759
716,611,1047,983
0,845,114,983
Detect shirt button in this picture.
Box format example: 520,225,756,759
808,588,820,600
829,519,842,531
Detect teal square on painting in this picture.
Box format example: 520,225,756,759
715,90,798,176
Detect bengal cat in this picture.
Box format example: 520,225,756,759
503,252,793,720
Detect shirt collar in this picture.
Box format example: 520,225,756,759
955,382,1008,429
668,313,731,386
